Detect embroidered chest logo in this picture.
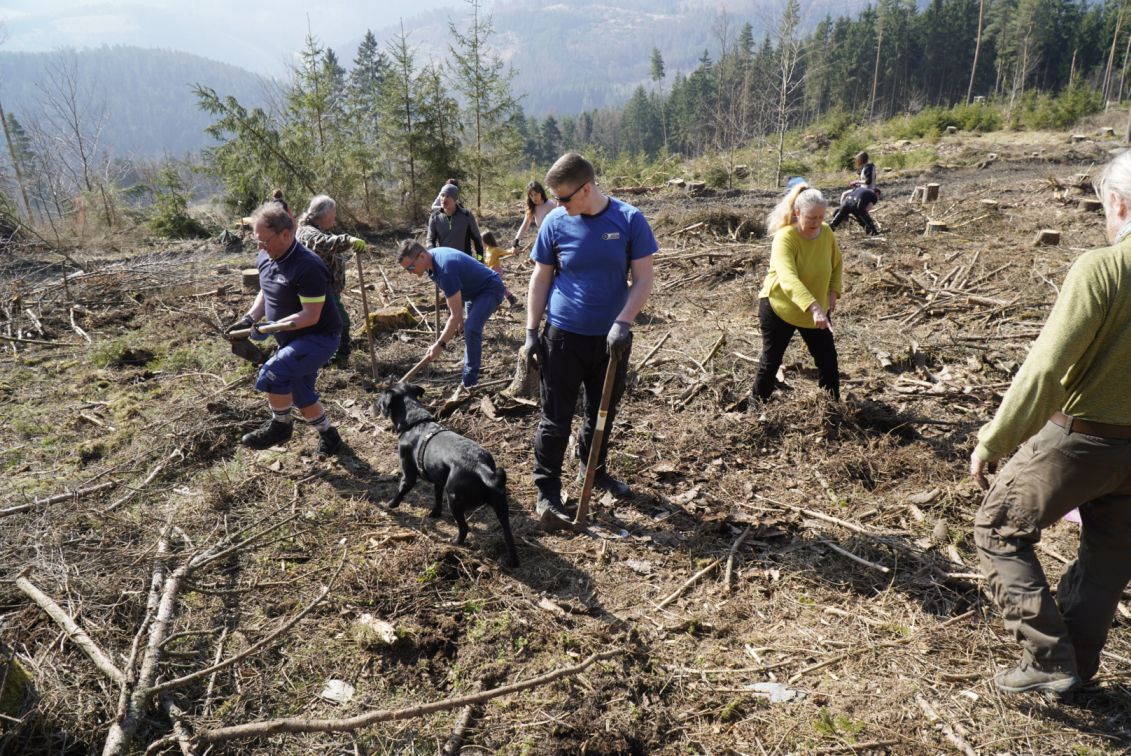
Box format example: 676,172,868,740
602,232,621,241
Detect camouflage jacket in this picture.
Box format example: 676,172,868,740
295,222,350,295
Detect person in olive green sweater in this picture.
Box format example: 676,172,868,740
751,181,843,403
295,195,366,365
969,150,1131,697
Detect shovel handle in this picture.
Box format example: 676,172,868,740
226,321,298,340
573,352,620,531
400,355,433,384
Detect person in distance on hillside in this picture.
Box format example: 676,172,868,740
829,185,881,236
295,194,365,367
750,181,842,407
227,202,342,454
850,151,876,190
524,152,657,531
511,180,556,252
426,182,485,262
969,150,1131,697
396,240,505,389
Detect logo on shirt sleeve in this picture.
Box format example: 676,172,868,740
602,232,621,241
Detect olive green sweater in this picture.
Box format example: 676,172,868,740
975,237,1131,461
759,224,843,328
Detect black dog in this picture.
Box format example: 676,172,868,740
375,382,519,567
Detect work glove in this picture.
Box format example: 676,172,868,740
351,237,367,253
522,328,540,368
225,314,255,336
606,320,632,360
249,320,274,342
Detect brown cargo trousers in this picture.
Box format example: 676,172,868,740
974,420,1131,681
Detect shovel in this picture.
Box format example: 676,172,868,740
226,321,297,365
572,352,620,532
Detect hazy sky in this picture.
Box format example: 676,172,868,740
0,0,467,74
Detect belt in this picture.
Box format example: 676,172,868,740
1050,410,1131,439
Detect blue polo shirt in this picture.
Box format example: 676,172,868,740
531,197,658,336
427,247,504,300
256,240,341,345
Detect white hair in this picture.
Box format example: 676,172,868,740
1095,150,1131,208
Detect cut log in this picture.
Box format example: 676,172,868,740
925,183,940,202
365,306,417,335
1079,198,1103,212
241,269,260,293
924,221,948,236
1033,229,1061,246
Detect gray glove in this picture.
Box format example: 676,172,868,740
225,314,254,335
606,320,632,360
523,328,540,368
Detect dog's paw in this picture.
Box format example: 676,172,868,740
386,500,401,510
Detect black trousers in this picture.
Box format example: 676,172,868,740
533,325,631,498
829,197,879,235
752,298,839,401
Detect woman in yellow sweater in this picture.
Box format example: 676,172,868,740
751,181,843,403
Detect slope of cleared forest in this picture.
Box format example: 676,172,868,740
3,126,1131,754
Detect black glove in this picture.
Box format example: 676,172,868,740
606,320,632,360
225,315,254,335
523,328,540,368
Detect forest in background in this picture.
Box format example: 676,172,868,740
0,0,1128,237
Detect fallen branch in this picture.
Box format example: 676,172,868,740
724,526,751,592
818,540,891,574
70,307,91,345
1,480,119,518
0,333,66,347
193,649,621,745
656,559,721,610
699,332,727,367
915,693,977,756
15,571,125,685
636,330,672,370
103,449,182,513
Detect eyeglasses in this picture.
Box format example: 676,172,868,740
253,229,280,246
552,180,590,205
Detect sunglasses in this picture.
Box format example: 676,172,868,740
402,254,422,271
552,180,590,205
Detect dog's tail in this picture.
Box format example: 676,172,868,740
481,463,507,506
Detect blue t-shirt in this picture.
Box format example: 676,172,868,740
427,247,504,300
531,197,658,336
256,240,342,345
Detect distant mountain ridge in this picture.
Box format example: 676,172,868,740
0,46,271,159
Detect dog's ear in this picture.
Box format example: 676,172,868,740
408,383,425,399
374,393,391,417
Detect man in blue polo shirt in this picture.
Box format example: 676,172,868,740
396,240,505,388
524,152,657,531
226,202,343,454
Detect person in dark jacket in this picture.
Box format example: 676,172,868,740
851,151,876,190
426,183,485,261
830,186,881,236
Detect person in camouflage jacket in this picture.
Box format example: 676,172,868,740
295,195,366,365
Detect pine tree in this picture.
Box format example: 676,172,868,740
448,0,521,213
378,22,422,220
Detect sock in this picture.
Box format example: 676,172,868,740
270,405,293,424
306,413,332,433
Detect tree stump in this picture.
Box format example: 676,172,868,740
910,186,926,203
945,125,957,134
733,164,750,179
365,306,417,335
1070,134,1088,143
925,183,940,202
241,269,261,293
687,181,707,196
924,221,948,236
1101,126,1116,138
980,199,1000,210
1034,229,1061,246
1079,198,1103,212
667,178,686,188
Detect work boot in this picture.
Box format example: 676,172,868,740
241,419,293,449
578,465,632,497
317,427,342,455
994,663,1080,696
535,493,571,532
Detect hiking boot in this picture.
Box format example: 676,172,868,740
317,427,342,455
241,419,293,449
578,466,632,497
994,663,1080,696
535,494,572,532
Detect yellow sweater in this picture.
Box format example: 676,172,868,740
759,224,843,328
975,237,1131,461
484,244,514,269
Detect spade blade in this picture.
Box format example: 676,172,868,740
230,338,267,365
